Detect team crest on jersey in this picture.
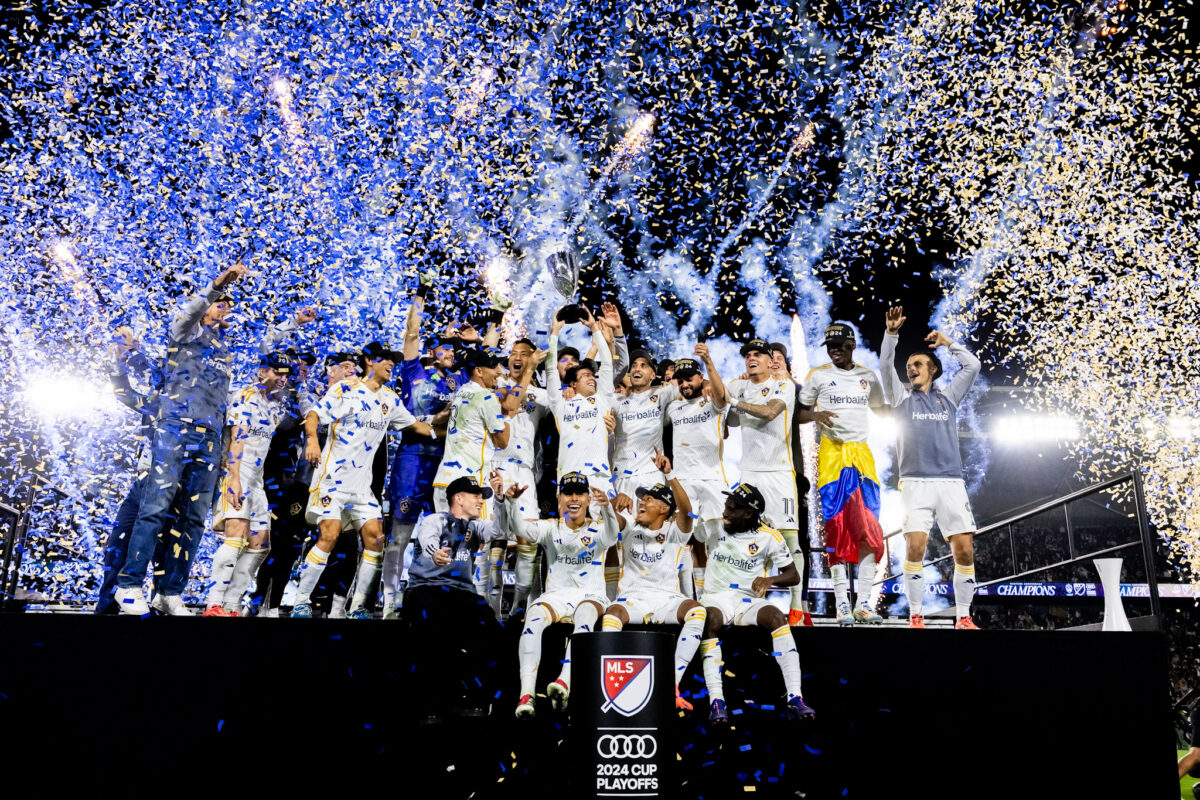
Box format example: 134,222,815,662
655,533,666,544
601,655,655,717
446,376,458,391
649,393,659,403
319,495,332,507
381,402,390,415
748,542,759,555
760,387,769,397
859,378,869,390
398,498,412,514
586,396,596,405
580,535,593,548
290,502,303,517
699,399,707,408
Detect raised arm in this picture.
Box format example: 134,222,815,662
586,311,614,396
694,342,727,408
402,296,425,362
655,449,693,535
546,312,565,406
171,262,246,340
934,332,982,407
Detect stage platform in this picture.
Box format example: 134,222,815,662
0,614,1177,798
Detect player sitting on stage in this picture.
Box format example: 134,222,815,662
696,483,815,724
297,341,433,618
600,450,707,711
881,307,982,629
205,352,292,616
497,470,620,717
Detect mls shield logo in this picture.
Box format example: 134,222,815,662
601,656,654,717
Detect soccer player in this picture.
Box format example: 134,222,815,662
725,338,807,626
769,341,815,626
498,470,620,717
880,307,982,629
432,348,510,510
297,341,434,619
600,450,706,711
204,353,292,616
696,483,815,724
799,323,888,625
666,345,730,598
612,349,679,507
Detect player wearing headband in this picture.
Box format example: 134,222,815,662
600,450,706,711
799,323,888,626
498,471,620,717
696,483,815,725
297,341,434,619
881,306,982,629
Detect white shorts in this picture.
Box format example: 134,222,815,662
676,477,729,522
212,471,270,532
495,462,539,519
700,590,774,626
900,478,976,538
529,588,608,623
741,471,799,530
613,589,690,624
305,489,381,529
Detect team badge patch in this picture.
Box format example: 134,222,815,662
580,535,593,547
446,376,458,391
748,542,759,555
381,402,389,415
319,495,332,507
289,502,303,517
859,378,869,390
655,533,666,544
398,498,412,514
760,387,769,397
649,393,658,403
601,655,655,717
587,396,596,404
699,399,707,407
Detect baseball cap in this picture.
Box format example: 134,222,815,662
629,349,657,369
557,346,581,364
428,334,459,352
445,476,494,504
739,338,772,357
672,357,703,380
636,483,676,513
913,350,945,380
260,352,293,375
459,347,500,374
724,483,766,517
558,471,591,495
325,351,361,373
286,346,317,366
822,323,856,346
362,340,402,362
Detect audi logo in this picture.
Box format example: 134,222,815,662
596,734,658,759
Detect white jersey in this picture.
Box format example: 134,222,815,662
697,521,793,596
225,384,285,481
619,519,688,595
548,330,616,480
309,379,416,497
434,381,507,486
613,384,679,481
667,394,729,483
492,377,548,472
726,377,796,474
799,363,885,444
512,506,620,596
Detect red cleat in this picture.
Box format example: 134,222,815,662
675,686,693,712
788,609,814,627
955,616,980,630
203,605,233,617
908,615,926,629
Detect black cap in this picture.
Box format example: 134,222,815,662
286,346,317,366
325,351,361,373
629,349,657,369
427,334,459,352
564,358,599,385
724,483,766,517
558,471,591,495
557,346,581,364
913,350,944,380
260,352,293,375
636,483,676,513
740,338,772,357
459,347,500,374
672,357,703,380
445,476,494,504
822,324,856,346
214,291,235,305
362,341,402,362
769,342,788,358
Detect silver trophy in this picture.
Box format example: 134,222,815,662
544,247,579,301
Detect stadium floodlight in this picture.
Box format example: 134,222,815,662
990,414,1080,443
21,375,123,421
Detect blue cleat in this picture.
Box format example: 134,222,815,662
347,607,371,620
786,695,816,721
709,698,729,726
291,601,313,618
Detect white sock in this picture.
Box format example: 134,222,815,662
855,553,876,610
206,539,243,608
904,560,925,617
771,625,803,699
831,563,850,615
562,603,600,687
295,544,331,604
692,568,706,600
954,563,976,619
700,638,723,702
224,547,269,613
519,604,551,698
472,550,489,598
782,531,804,613
604,567,620,602
678,548,694,598
349,549,383,612
675,606,706,687
601,614,624,633
488,544,505,616
387,521,415,608
512,542,537,613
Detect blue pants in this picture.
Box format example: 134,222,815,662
95,475,182,613
388,451,440,523
116,419,221,595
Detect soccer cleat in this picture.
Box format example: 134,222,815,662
955,616,980,630
547,679,570,711
114,587,150,616
382,602,398,620
291,601,313,618
786,695,816,721
151,594,193,616
836,604,855,627
515,694,536,718
908,615,926,629
853,606,882,625
346,607,371,620
674,686,693,712
708,698,729,726
787,608,814,627
202,605,234,617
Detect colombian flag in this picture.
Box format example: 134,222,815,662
817,439,885,565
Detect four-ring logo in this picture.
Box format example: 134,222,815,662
596,734,657,759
